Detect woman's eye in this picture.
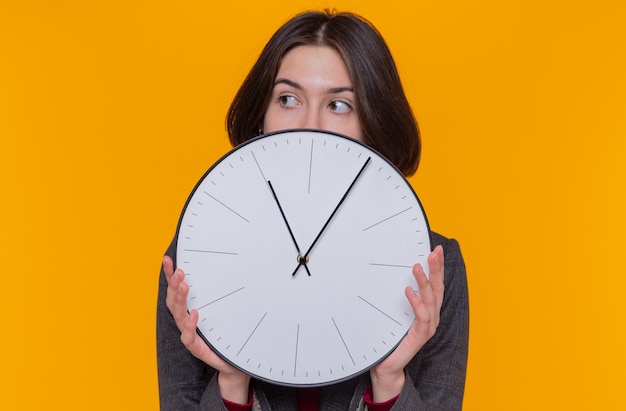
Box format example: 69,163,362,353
329,100,352,114
278,95,298,108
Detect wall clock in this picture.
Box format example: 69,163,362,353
176,129,431,387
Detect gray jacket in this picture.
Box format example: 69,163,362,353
157,232,469,410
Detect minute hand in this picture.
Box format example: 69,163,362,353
302,156,372,261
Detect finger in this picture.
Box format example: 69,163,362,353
165,267,185,313
427,246,445,308
406,276,439,337
165,254,187,313
405,286,428,320
163,255,175,282
412,263,435,307
412,264,441,335
376,284,435,374
171,278,190,325
428,245,445,291
180,309,202,353
411,263,442,334
404,286,432,342
181,309,216,365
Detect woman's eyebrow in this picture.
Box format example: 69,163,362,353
274,78,354,94
328,86,354,94
274,78,302,89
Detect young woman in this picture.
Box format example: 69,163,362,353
157,10,469,410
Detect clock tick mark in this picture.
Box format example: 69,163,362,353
196,286,245,310
237,312,268,357
184,249,238,255
362,207,413,231
294,324,300,377
203,191,250,222
332,317,356,366
358,296,403,326
250,151,267,183
369,263,412,269
308,140,314,194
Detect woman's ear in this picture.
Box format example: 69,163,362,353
258,120,264,136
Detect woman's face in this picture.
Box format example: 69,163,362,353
263,45,364,142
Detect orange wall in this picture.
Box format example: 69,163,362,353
1,0,625,409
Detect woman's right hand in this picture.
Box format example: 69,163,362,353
163,255,251,404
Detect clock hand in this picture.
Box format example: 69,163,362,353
298,157,372,267
267,180,311,276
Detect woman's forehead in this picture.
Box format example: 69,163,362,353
275,45,353,89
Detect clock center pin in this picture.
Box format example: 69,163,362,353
297,253,309,264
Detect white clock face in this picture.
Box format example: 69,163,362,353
176,129,431,387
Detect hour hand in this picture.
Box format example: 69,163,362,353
267,180,311,276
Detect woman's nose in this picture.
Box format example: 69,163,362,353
302,109,322,130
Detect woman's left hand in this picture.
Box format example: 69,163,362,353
369,244,445,402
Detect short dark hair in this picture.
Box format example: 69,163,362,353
226,10,421,176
